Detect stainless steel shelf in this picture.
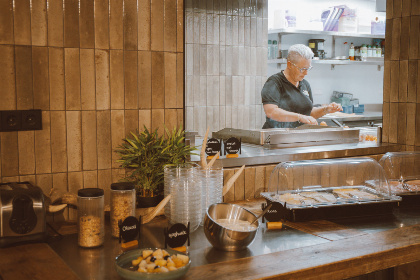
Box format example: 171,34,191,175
268,28,385,39
268,58,384,66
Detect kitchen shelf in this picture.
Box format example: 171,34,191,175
268,28,385,39
268,58,384,70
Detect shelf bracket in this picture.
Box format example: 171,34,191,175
331,64,335,70
377,65,382,71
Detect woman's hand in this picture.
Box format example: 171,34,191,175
324,102,343,114
298,114,318,125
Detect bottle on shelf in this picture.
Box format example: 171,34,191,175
349,42,355,61
272,40,279,59
367,45,372,57
360,44,368,61
268,40,272,60
376,44,382,57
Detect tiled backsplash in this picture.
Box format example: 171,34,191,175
185,0,268,135
0,0,184,219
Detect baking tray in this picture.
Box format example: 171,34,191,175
385,178,420,208
261,186,401,222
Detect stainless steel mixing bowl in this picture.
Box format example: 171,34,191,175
203,203,259,251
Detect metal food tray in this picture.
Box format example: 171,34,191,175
366,178,420,196
374,178,420,208
261,186,401,222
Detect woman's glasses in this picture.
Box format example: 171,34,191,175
289,61,313,73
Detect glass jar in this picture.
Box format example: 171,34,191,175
77,188,105,248
110,182,136,238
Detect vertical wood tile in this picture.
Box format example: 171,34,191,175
53,173,69,221
176,53,184,108
111,110,125,168
13,0,31,45
80,0,95,48
386,0,394,19
124,0,138,50
409,16,419,59
244,167,255,200
384,19,393,61
124,110,139,137
49,47,65,110
95,0,110,49
138,51,152,109
95,49,111,110
82,111,97,170
138,0,151,50
408,60,418,102
177,0,184,52
15,46,33,110
382,102,390,143
176,109,183,128
223,169,235,202
164,0,177,52
0,45,16,110
394,0,402,18
1,132,19,176
413,0,420,15
164,52,177,108
110,50,125,109
400,16,410,60
80,49,96,110
18,131,35,175
398,103,407,145
152,52,165,108
389,102,399,144
83,170,98,188
124,51,138,109
416,104,420,147
399,60,408,102
164,109,178,132
66,111,82,172
2,177,20,183
418,61,420,102
110,0,123,50
254,166,265,197
402,0,412,17
112,168,126,183
391,18,401,61
97,110,112,169
50,111,68,172
19,175,36,185
35,111,52,174
151,0,164,51
265,165,275,192
31,0,47,46
0,0,14,44
407,103,416,146
64,0,80,48
36,174,53,199
32,46,50,110
98,169,112,205
47,0,64,47
67,171,81,219
234,167,245,201
65,48,81,110
151,109,165,135
390,61,400,102
138,110,152,131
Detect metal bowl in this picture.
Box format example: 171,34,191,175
203,203,259,251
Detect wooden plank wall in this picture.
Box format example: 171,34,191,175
0,0,184,220
383,0,420,151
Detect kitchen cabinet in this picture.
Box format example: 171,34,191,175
268,28,384,70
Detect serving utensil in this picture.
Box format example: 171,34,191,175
250,203,272,225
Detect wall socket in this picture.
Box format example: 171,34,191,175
0,110,42,132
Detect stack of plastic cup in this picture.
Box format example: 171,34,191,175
164,163,202,232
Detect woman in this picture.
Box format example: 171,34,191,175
261,44,342,128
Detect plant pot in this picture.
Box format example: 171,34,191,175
136,194,164,208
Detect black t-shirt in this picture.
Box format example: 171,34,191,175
261,71,313,128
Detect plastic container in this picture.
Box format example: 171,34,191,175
367,45,372,57
272,40,278,59
360,44,367,61
78,188,105,248
261,158,401,221
164,163,202,232
196,163,223,226
267,40,272,60
349,42,355,60
110,182,136,238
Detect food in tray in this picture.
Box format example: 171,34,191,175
388,180,408,193
299,191,337,203
130,248,189,273
333,188,380,200
215,218,258,231
405,180,420,191
277,193,317,205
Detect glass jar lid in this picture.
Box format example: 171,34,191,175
78,188,104,197
111,182,136,191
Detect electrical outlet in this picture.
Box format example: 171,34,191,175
1,110,22,131
21,110,42,131
0,110,42,132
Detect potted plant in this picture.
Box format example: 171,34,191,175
115,125,196,208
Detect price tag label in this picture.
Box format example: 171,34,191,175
164,223,190,249
119,216,140,243
205,138,221,156
225,137,241,155
262,202,284,222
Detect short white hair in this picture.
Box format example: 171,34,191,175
287,44,314,63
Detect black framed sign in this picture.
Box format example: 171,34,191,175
164,222,190,249
119,216,140,243
205,138,222,156
224,137,241,156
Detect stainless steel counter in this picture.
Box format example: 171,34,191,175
47,207,420,280
191,140,401,168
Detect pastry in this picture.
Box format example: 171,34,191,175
300,191,337,203
405,180,420,191
388,180,407,193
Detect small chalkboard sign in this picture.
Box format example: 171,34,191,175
119,216,141,243
205,138,222,156
164,222,190,249
224,137,241,156
261,202,284,222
